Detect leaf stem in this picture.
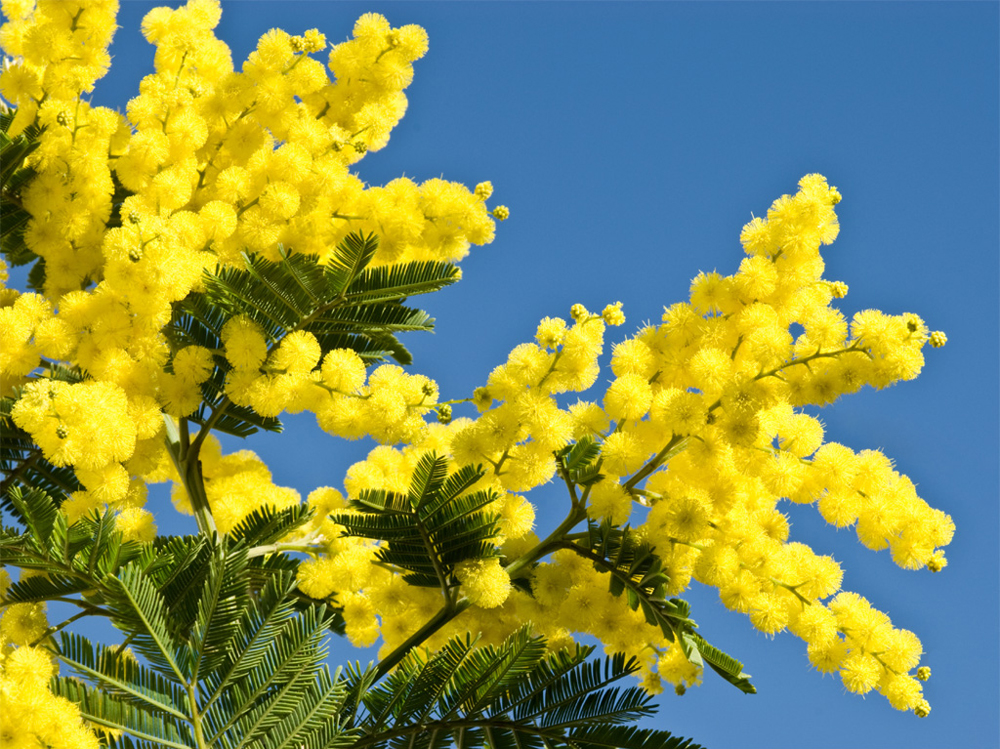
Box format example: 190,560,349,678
370,600,470,683
31,607,95,646
623,434,688,492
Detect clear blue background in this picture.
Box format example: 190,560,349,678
11,2,999,748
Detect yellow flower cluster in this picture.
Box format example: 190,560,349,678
218,318,440,444
0,573,101,748
300,176,948,715
0,0,949,724
0,0,501,531
170,434,300,534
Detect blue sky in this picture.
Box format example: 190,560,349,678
13,2,999,748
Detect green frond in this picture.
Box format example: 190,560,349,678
556,436,605,487
407,453,449,510
2,572,90,603
562,521,685,640
3,485,59,546
1,107,42,269
370,634,480,727
0,390,79,505
104,562,187,682
249,667,350,749
343,260,461,305
354,629,694,749
506,652,648,727
228,504,313,548
203,571,300,700
568,724,705,749
205,600,339,743
335,454,502,589
190,544,251,678
57,633,190,721
324,231,380,294
421,465,494,516
147,536,213,633
51,677,194,749
165,293,283,439
438,626,547,719
161,231,457,439
557,521,755,695
687,633,756,695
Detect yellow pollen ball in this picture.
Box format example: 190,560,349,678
456,557,511,608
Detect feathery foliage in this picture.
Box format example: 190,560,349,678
351,626,704,749
333,453,502,589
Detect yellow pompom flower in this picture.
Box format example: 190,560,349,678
221,316,268,370
497,494,535,539
4,644,54,686
535,316,567,349
568,400,610,437
271,331,321,375
604,373,653,422
840,652,881,694
200,201,238,242
587,480,632,524
116,507,157,543
456,557,511,608
296,557,339,599
610,337,655,378
340,592,380,647
321,349,366,392
807,636,848,674
172,345,215,385
0,602,47,645
600,431,645,476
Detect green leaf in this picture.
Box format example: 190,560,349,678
556,436,605,487
51,677,194,749
3,572,90,604
104,561,187,682
228,503,313,549
4,485,59,547
0,107,42,272
569,725,705,749
333,454,502,589
325,231,380,295
353,628,700,749
343,259,461,305
558,521,755,695
688,633,756,695
189,543,251,679
56,632,190,721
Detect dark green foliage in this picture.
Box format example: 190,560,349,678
332,453,502,588
0,488,150,596
350,626,704,749
49,535,358,749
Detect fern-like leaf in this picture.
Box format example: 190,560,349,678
333,454,501,589
353,628,699,749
